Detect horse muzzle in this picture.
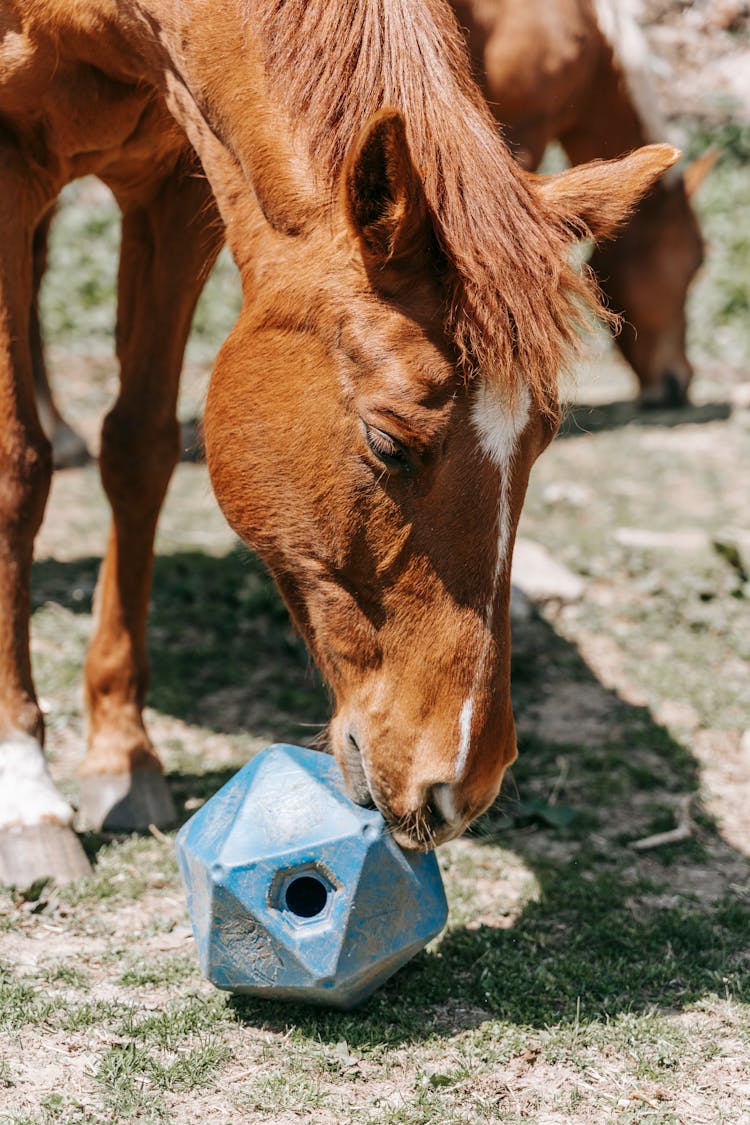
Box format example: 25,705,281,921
333,722,470,849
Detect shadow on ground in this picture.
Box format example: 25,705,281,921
559,398,732,438
224,574,746,1044
32,546,329,739
228,650,749,1043
31,542,750,1043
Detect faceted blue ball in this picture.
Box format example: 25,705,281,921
176,744,448,1008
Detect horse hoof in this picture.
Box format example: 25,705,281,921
76,768,177,832
51,423,92,469
638,371,690,410
0,823,91,887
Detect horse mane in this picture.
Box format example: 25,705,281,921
249,0,605,412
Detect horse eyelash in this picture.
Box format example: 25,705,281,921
366,426,401,458
363,424,413,473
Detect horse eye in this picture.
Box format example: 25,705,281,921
362,423,414,475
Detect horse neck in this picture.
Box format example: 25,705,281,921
582,0,680,179
562,67,652,165
113,1,321,238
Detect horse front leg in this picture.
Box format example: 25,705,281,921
30,211,92,469
77,157,222,831
0,141,91,885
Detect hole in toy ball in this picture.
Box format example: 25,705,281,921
284,875,329,918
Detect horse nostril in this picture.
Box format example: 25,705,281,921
343,729,376,809
428,783,461,830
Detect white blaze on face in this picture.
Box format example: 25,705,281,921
471,381,532,567
0,733,75,829
454,380,531,781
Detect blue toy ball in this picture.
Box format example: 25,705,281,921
175,744,448,1009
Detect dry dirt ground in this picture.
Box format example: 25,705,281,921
1,4,750,1124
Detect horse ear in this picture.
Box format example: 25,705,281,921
342,108,430,267
534,144,681,242
683,148,720,198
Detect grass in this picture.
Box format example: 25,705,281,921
40,182,241,369
31,547,328,745
2,114,750,1122
4,637,749,1119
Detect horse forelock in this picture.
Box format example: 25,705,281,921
245,0,604,416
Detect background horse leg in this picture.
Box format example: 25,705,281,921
0,138,90,885
30,211,92,469
558,62,696,408
77,155,222,831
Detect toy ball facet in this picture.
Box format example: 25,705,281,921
175,744,448,1009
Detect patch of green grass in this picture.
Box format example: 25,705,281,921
94,1043,168,1120
118,954,195,989
116,993,233,1049
10,1096,105,1125
43,962,91,990
59,837,179,910
234,1070,335,1115
41,180,240,364
351,1089,472,1125
0,978,235,1119
0,962,55,1031
52,999,128,1034
542,1009,692,1071
97,1036,231,1095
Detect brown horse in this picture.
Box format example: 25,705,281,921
0,0,676,886
454,0,713,407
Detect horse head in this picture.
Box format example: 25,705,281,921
205,110,678,848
